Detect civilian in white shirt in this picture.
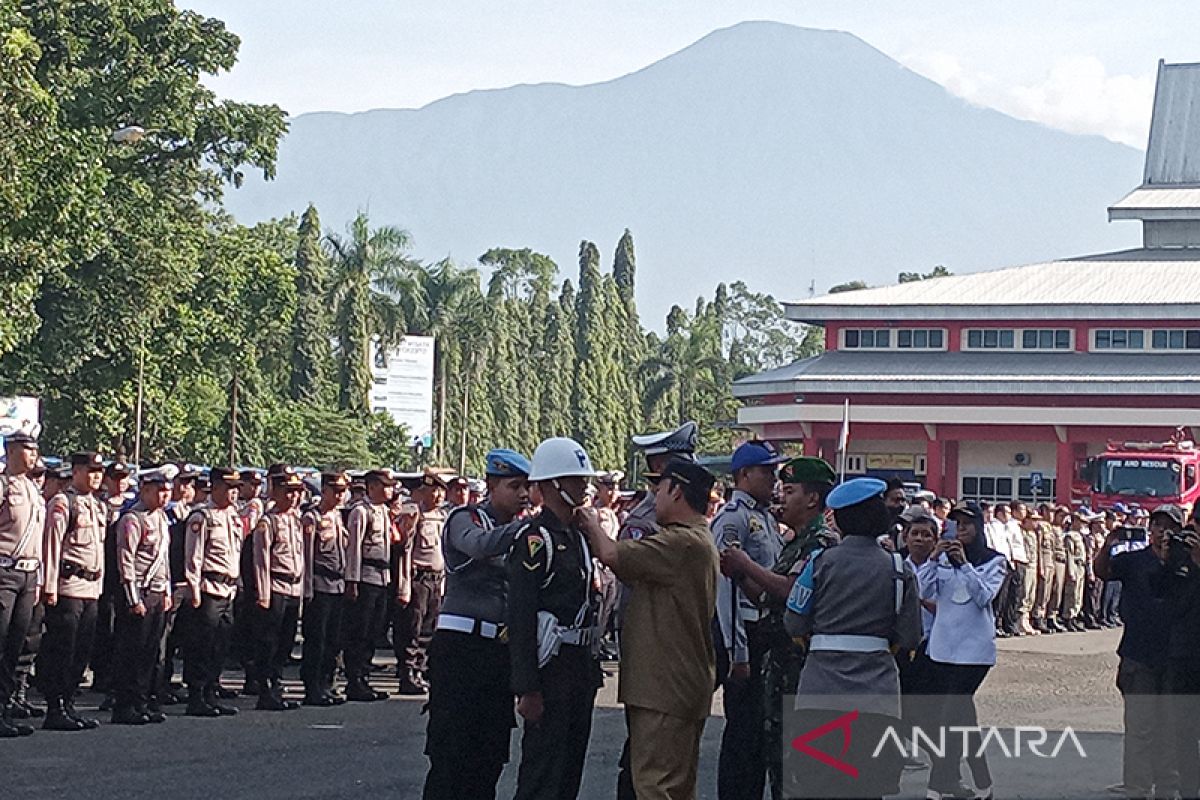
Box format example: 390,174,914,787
997,504,1029,637
920,503,1008,800
982,503,1014,638
897,506,940,769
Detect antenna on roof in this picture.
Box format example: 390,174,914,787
808,279,815,298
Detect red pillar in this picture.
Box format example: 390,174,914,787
1055,436,1074,506
943,441,960,500
802,437,818,457
925,438,943,495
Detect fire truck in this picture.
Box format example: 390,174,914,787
1080,431,1200,515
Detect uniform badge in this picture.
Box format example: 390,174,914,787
749,516,764,533
527,533,544,558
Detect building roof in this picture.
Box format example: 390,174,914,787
733,350,1200,397
785,248,1200,322
1109,187,1200,220
1144,61,1200,186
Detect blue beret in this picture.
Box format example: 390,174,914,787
826,477,887,510
485,448,531,477
730,440,787,473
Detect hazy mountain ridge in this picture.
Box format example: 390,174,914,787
223,21,1144,323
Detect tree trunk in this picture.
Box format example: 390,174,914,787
436,344,447,464
458,364,471,475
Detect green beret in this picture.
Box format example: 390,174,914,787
779,456,836,486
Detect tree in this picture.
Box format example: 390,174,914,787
828,280,870,294
325,212,423,416
290,204,333,403
640,305,725,427
722,280,822,378
898,265,953,283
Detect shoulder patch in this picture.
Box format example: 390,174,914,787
526,532,544,559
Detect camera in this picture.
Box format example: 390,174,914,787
1114,525,1147,543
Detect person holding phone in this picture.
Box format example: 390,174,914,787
921,503,1007,800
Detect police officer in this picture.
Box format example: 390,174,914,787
234,468,266,695
423,448,532,800
344,469,395,702
614,422,698,799
719,456,839,800
155,467,199,704
250,469,306,711
9,459,52,723
38,451,108,731
714,439,787,800
91,459,133,707
444,476,470,510
111,467,174,725
1061,514,1087,631
783,477,923,799
0,431,45,738
181,467,244,717
508,437,603,800
301,472,350,706
394,472,446,694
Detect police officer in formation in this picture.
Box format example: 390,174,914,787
0,432,45,738
423,448,531,800
343,469,395,702
614,421,698,799
38,451,107,731
394,472,447,695
713,439,788,800
508,437,603,800
112,467,174,724
719,456,839,800
300,472,350,706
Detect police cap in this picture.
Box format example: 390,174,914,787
826,477,887,511
730,440,787,473
485,448,532,478
71,452,105,471
631,421,698,456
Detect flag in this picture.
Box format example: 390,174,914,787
836,399,851,479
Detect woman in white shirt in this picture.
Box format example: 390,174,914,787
920,504,1008,800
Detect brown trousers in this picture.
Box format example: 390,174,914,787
628,705,706,800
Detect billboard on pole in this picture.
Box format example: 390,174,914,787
0,396,41,443
370,336,435,447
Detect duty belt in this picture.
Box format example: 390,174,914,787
270,570,303,585
61,561,102,581
808,634,890,653
436,613,503,640
558,627,594,647
313,563,343,581
0,556,39,572
414,567,444,580
201,570,238,586
362,557,389,571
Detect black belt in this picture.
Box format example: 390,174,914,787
202,570,238,586
414,568,444,580
270,570,303,585
0,556,39,571
61,561,102,582
362,558,389,571
313,564,343,581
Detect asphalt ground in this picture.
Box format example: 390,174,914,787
3,627,1128,799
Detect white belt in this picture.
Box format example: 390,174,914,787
559,627,593,647
0,556,40,572
738,605,765,623
809,634,890,653
436,613,500,640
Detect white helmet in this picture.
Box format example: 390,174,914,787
527,437,597,482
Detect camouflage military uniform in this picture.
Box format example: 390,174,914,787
762,516,839,800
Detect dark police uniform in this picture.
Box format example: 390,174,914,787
423,448,531,800
508,507,602,800
300,473,349,705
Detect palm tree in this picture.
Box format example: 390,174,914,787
325,213,425,416
639,305,726,424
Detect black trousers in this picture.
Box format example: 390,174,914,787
344,583,389,681
928,661,993,793
1167,656,1200,799
513,645,598,800
90,587,117,692
113,591,167,707
0,567,38,704
1003,564,1026,632
301,591,344,691
16,601,44,693
153,585,187,697
37,596,98,700
252,593,301,685
395,571,442,675
423,629,514,800
718,620,770,800
182,593,234,690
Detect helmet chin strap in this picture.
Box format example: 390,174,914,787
552,479,583,510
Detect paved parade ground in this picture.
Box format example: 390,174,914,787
7,628,1125,800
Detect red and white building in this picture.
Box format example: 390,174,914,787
735,61,1200,506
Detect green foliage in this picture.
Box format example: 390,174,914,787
898,265,952,283
290,204,334,403
828,280,870,294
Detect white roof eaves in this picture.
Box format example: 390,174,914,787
784,303,1200,323
733,377,1200,398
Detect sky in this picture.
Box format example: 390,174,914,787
181,1,1200,149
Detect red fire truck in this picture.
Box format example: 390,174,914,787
1081,431,1200,515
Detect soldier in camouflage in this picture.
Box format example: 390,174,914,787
719,456,839,800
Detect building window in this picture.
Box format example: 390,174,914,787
1021,329,1072,350
915,455,928,476
844,455,866,474
896,329,945,349
1094,329,1145,350
842,329,891,349
961,475,1015,503
1151,329,1200,350
1017,477,1057,502
965,329,1015,350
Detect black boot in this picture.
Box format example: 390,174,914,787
43,697,86,732
204,685,238,716
346,678,381,702
397,671,425,696
303,684,336,707
185,687,221,718
11,674,43,719
0,703,34,738
64,696,100,729
111,702,150,725
140,700,167,724
256,682,298,711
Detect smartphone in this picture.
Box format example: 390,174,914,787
941,518,958,541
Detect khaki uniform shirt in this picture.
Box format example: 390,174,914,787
346,501,391,589
116,504,171,605
254,508,305,602
0,473,45,565
303,507,347,598
44,489,107,599
184,503,244,600
615,519,718,720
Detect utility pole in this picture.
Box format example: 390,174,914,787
229,369,239,466
134,330,145,465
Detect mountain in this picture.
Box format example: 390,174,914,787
223,21,1145,324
